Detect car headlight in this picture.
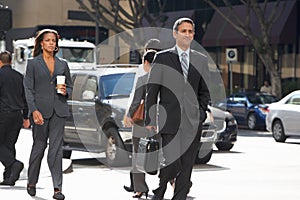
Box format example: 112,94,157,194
227,118,237,126
204,110,214,124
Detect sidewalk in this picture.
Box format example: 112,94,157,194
0,129,178,200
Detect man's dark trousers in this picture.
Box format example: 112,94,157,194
152,115,202,200
0,111,23,176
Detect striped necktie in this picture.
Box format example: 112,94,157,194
181,52,189,81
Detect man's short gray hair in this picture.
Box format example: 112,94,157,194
173,17,195,32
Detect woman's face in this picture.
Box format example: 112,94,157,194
40,32,57,53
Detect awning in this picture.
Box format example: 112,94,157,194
142,10,195,30
141,10,195,48
202,0,297,47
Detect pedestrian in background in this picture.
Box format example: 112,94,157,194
123,38,161,195
0,50,30,186
145,17,210,200
144,38,161,52
260,80,272,94
24,29,73,200
123,50,157,199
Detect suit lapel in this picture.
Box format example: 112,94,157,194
188,50,201,84
37,54,52,78
169,47,183,75
52,57,60,80
37,54,58,81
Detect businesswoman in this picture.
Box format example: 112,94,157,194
123,50,157,199
24,29,72,200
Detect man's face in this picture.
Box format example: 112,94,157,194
173,22,195,50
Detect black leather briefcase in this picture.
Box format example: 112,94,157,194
136,137,159,175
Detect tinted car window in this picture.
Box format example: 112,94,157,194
57,47,95,63
287,94,300,105
100,73,135,99
246,93,276,104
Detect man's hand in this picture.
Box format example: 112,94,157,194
23,119,31,128
145,126,157,133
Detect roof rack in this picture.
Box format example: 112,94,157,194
96,64,140,68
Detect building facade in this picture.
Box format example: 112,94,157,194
2,0,300,94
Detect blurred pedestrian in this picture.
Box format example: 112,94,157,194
0,50,30,186
260,80,272,94
123,50,157,199
123,38,161,194
23,29,73,200
144,38,161,52
145,17,210,200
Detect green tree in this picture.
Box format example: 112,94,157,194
204,0,288,98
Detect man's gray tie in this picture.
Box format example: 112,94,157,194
181,52,189,81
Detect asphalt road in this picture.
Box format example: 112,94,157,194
1,128,300,200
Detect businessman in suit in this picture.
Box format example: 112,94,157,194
24,29,72,200
145,18,210,200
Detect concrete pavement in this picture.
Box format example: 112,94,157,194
1,129,300,200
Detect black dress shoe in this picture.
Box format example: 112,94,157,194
0,179,15,186
6,160,24,185
123,185,134,192
53,191,65,200
27,185,36,196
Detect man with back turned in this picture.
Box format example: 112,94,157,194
0,51,30,186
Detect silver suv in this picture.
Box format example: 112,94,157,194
63,65,216,166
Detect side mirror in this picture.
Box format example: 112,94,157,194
16,47,26,63
240,100,247,107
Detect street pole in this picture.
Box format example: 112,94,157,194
95,0,99,64
230,62,233,94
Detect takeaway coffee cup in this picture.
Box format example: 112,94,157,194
56,75,65,94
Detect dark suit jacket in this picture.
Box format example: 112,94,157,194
145,46,210,135
24,54,73,118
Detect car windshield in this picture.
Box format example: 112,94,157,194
100,73,135,99
247,93,277,104
57,47,95,63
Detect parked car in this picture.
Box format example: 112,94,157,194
215,91,277,130
63,65,217,166
266,90,300,142
210,106,238,151
63,66,140,167
195,109,217,164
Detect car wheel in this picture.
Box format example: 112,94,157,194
216,142,234,151
195,149,213,164
247,113,256,130
104,127,130,167
272,120,286,143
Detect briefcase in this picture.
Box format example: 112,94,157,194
136,137,159,175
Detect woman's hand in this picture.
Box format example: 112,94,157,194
123,116,133,127
32,110,44,125
56,84,67,96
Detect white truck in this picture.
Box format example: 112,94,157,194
13,38,97,74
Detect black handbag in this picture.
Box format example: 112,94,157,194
136,137,159,175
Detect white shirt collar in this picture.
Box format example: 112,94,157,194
176,45,190,62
